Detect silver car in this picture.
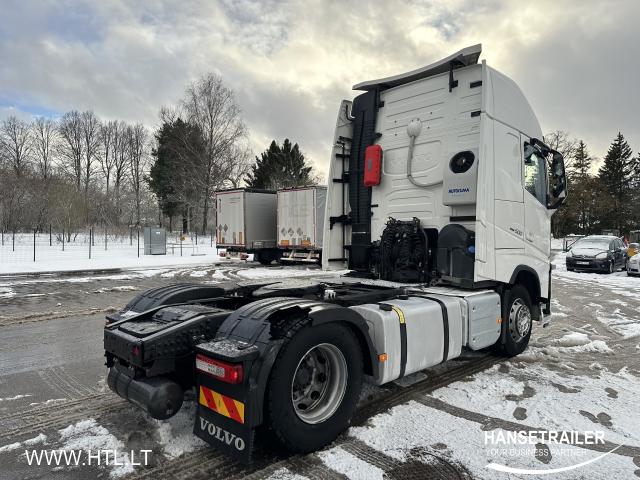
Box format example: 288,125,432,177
627,253,640,277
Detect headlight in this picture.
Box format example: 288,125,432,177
595,252,608,259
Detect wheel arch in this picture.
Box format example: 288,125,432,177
211,298,374,429
509,265,541,303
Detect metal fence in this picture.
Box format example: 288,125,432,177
0,227,220,271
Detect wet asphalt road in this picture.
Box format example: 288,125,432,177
0,256,638,479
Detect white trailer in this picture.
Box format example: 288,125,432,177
214,188,279,264
277,186,326,263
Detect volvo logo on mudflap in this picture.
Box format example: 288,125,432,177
448,187,470,194
199,416,246,451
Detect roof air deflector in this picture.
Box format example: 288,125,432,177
353,44,482,92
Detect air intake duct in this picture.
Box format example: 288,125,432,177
436,224,475,284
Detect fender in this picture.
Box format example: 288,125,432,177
508,265,542,296
207,297,375,428
107,283,228,322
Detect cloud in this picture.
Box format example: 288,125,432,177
0,0,638,178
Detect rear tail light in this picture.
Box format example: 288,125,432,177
196,354,243,384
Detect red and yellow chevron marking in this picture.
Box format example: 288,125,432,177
199,385,245,424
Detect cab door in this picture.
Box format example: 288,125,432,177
522,138,551,282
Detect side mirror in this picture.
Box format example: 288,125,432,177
547,150,567,209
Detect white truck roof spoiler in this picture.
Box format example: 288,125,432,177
353,44,482,91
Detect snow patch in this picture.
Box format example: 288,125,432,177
319,446,385,480
0,433,47,454
93,286,138,294
0,286,15,298
58,419,134,477
432,364,638,446
265,467,310,480
154,401,205,458
0,394,31,402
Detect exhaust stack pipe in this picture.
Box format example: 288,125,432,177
108,368,183,420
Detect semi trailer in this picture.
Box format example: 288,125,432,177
277,186,326,263
214,188,280,265
104,44,567,463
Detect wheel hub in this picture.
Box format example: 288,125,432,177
509,298,531,342
291,343,348,424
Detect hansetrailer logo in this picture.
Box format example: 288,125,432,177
448,187,470,194
484,430,620,475
199,416,246,451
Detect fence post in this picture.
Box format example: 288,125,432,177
137,229,140,258
1,230,3,246
89,229,92,259
12,231,15,252
49,225,52,246
211,227,213,247
180,237,183,257
130,227,133,246
62,228,65,251
105,228,107,251
33,229,36,262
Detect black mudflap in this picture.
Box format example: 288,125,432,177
194,391,255,463
193,340,260,463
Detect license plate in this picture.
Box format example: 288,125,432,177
196,356,225,378
576,261,590,265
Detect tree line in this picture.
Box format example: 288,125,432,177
0,111,151,238
1,73,317,237
549,131,640,239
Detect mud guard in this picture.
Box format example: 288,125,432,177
192,296,375,463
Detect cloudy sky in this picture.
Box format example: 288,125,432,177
1,0,638,177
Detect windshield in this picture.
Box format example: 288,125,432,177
573,238,610,250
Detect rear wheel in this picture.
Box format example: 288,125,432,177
256,251,273,265
264,323,363,453
606,261,614,274
495,285,533,357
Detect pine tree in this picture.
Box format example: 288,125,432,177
148,118,205,232
245,139,313,190
598,133,636,234
572,140,592,179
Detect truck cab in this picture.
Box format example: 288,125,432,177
323,44,566,315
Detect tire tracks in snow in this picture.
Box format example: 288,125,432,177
124,354,500,480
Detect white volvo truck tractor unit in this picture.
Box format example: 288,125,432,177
103,45,567,463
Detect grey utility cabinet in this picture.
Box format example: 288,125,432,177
144,227,167,255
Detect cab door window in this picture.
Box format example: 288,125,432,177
523,143,546,205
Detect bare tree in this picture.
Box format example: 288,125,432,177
32,117,57,181
80,111,100,195
225,142,253,188
0,116,32,176
112,120,130,222
98,120,117,194
58,111,84,190
182,73,246,233
127,123,148,226
544,130,579,172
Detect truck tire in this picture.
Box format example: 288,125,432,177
496,284,532,357
256,251,273,265
264,322,363,453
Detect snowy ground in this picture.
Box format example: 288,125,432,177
0,254,638,479
0,232,231,274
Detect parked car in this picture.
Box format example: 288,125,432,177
566,235,626,273
627,253,640,276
